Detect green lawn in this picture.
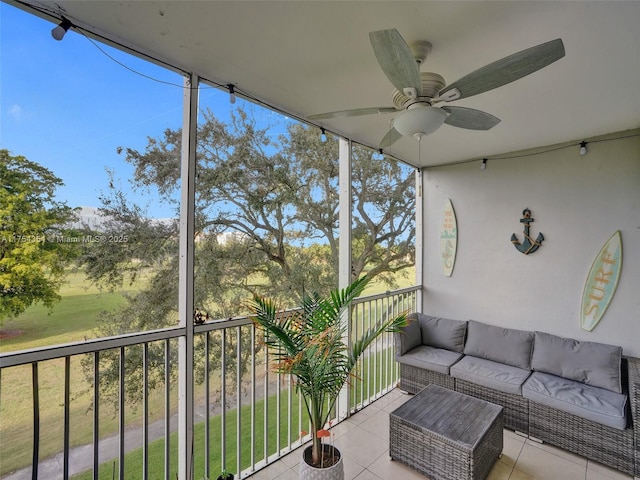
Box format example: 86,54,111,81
0,267,414,353
0,292,126,351
0,270,136,352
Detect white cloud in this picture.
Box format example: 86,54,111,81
8,104,23,121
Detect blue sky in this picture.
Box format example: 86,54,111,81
0,3,183,217
1,3,286,219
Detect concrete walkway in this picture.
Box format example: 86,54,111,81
2,412,180,480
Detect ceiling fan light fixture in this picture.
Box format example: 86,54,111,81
393,107,447,138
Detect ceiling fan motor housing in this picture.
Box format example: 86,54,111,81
392,72,446,109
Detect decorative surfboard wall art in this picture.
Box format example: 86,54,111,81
580,230,623,332
510,208,544,255
440,199,457,276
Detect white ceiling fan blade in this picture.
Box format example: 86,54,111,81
379,126,403,149
308,107,396,120
439,39,565,101
442,106,500,130
369,29,422,95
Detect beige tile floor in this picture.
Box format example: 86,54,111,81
248,389,632,480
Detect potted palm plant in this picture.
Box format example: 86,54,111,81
250,275,407,480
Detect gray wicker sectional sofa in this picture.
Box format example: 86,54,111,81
394,313,640,478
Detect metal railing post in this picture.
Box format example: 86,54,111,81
337,137,352,421
178,72,198,480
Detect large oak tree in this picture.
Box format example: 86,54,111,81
79,107,415,406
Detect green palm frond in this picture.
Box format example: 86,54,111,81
249,274,406,468
348,311,407,372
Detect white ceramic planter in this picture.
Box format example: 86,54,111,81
299,444,344,480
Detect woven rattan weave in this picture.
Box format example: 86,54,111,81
529,399,634,476
455,379,529,433
390,385,503,480
399,363,455,393
632,357,640,477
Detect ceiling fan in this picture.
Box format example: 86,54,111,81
308,29,565,149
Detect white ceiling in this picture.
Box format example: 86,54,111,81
13,0,640,167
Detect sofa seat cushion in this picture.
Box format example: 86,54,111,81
522,372,628,430
450,355,532,395
396,345,463,375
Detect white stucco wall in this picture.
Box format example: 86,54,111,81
422,129,640,357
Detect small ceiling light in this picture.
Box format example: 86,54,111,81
481,158,487,170
579,141,588,155
227,84,236,104
51,17,72,41
320,128,327,143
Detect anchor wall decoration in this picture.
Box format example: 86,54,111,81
511,208,544,255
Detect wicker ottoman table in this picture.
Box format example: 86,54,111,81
390,384,503,480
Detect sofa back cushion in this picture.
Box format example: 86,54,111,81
464,320,534,370
394,313,422,356
531,331,622,393
416,314,467,353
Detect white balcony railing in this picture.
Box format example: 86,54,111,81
0,285,419,480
